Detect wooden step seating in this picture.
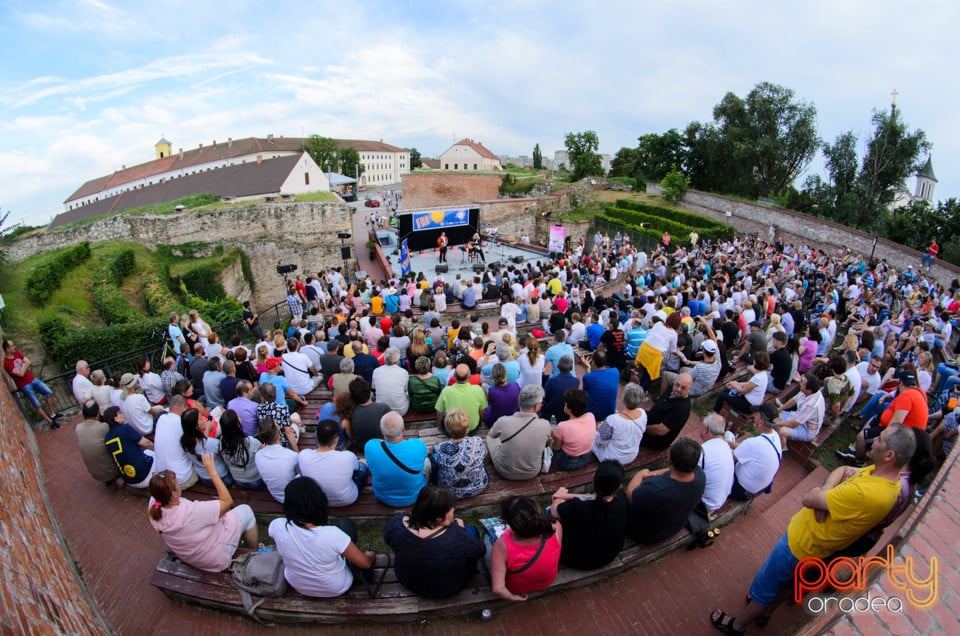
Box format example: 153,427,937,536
151,499,750,624
185,412,702,518
720,381,801,436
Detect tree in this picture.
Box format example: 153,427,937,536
337,147,364,179
407,147,422,169
685,82,819,198
564,131,604,181
609,147,639,180
660,164,691,203
634,129,687,182
856,106,930,230
532,143,543,170
301,135,340,172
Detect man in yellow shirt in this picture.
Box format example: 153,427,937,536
710,424,915,634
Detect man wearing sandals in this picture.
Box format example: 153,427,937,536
710,424,915,634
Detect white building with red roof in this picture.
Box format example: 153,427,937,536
438,138,501,171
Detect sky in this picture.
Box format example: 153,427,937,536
2,0,959,228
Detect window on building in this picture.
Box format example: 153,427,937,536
305,172,310,185
455,163,459,169
473,164,477,170
445,163,449,169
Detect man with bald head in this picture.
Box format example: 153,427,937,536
435,363,488,435
639,372,693,450
364,412,428,506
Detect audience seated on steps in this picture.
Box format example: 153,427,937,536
486,384,552,480
364,411,428,507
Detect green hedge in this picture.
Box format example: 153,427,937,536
39,315,165,367
177,264,226,301
614,199,726,229
24,242,92,304
608,177,637,187
143,265,177,316
596,214,666,248
107,248,136,284
606,203,735,242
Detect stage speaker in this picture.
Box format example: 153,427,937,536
340,246,351,260
473,263,486,273
512,255,524,264
435,264,449,274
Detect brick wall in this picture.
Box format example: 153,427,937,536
401,173,502,209
0,388,111,634
649,184,958,280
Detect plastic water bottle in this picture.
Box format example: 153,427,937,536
550,415,557,429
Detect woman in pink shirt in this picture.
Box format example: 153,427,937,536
549,389,597,470
147,454,258,572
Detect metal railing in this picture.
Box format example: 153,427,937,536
588,218,663,255
12,300,294,426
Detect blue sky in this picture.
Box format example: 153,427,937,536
2,0,958,228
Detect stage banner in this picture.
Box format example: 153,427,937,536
548,225,566,253
412,208,470,230
400,239,411,276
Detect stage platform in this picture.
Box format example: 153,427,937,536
377,228,548,278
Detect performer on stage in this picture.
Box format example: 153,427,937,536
469,233,486,263
438,232,448,263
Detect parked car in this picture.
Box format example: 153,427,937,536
364,199,381,208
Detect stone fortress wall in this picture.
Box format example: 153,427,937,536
7,202,354,308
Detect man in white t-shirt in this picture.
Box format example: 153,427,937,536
297,419,367,507
856,355,882,400
119,373,164,436
152,396,198,489
255,419,299,503
841,350,862,413
281,338,323,397
728,408,782,500
72,360,94,407
699,413,734,513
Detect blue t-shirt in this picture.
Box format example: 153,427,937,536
259,372,292,404
583,367,620,423
481,360,521,384
168,324,184,348
626,326,648,360
585,323,605,350
384,294,400,314
461,286,477,308
364,439,427,507
545,343,575,378
104,424,153,484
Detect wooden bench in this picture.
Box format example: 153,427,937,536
720,381,801,435
151,500,750,624
185,413,702,518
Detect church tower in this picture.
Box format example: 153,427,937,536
155,137,172,160
915,157,937,204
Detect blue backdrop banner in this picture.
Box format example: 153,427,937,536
412,208,470,231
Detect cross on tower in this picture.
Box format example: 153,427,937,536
891,88,899,108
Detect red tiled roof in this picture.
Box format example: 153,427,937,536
446,138,499,161
52,154,308,228
65,136,406,203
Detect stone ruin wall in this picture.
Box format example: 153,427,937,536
7,202,354,308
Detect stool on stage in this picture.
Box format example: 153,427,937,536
468,250,482,264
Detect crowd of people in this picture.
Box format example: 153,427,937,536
53,225,951,617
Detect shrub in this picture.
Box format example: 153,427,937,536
143,266,177,316
24,242,92,304
660,165,691,203
92,272,138,325
107,248,136,284
608,176,637,187
177,263,227,301
39,315,166,367
613,199,729,231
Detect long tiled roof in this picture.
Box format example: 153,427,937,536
65,136,405,203
52,154,304,228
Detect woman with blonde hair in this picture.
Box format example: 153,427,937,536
518,335,546,388
272,331,288,357
255,344,270,375
765,314,785,352
188,309,211,349
407,330,432,363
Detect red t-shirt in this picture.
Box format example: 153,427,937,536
4,352,34,389
928,242,939,257
503,530,561,594
880,387,928,430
